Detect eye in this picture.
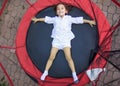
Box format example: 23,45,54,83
57,8,60,11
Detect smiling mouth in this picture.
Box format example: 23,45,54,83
59,12,64,14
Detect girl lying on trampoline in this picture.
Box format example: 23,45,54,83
32,3,96,83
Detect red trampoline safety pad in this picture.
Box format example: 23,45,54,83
16,0,110,86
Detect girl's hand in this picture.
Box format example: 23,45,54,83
32,17,38,23
89,20,96,27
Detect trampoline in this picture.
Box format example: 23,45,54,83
16,0,110,86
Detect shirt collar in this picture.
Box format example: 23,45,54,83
57,15,68,19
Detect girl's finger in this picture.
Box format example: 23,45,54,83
90,24,93,27
93,21,96,25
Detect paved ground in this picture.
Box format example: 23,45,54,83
0,0,120,86
0,0,4,8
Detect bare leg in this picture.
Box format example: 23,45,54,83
63,47,75,72
63,47,79,83
41,47,58,81
45,47,59,71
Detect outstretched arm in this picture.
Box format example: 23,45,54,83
32,17,45,23
70,16,96,27
83,19,96,27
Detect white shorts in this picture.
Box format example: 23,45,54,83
52,39,71,49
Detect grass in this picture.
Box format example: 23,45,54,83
0,77,8,86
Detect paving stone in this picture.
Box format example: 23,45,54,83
103,11,107,17
14,79,18,86
103,0,111,6
9,54,18,64
96,3,103,10
0,49,6,58
4,14,10,23
97,0,104,3
102,5,108,12
19,73,26,81
0,54,4,62
113,72,120,80
1,25,9,37
116,7,120,14
29,79,38,86
11,64,17,74
0,70,4,79
112,80,119,86
119,80,120,85
6,62,11,74
0,37,7,45
23,83,28,86
4,31,11,40
24,76,32,83
10,27,17,36
4,50,11,57
14,73,20,80
11,10,18,18
108,5,117,14
99,70,106,81
107,63,114,70
18,79,24,86
113,13,120,24
12,19,20,28
104,71,113,83
13,0,21,7
115,36,120,45
28,0,37,4
1,59,8,68
107,13,116,25
97,81,104,86
7,39,14,46
8,17,14,28
8,60,15,67
92,0,97,3
114,42,120,50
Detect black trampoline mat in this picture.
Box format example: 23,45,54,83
26,6,98,78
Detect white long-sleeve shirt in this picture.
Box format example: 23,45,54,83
45,15,83,41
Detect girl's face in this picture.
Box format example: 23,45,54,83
56,4,68,17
